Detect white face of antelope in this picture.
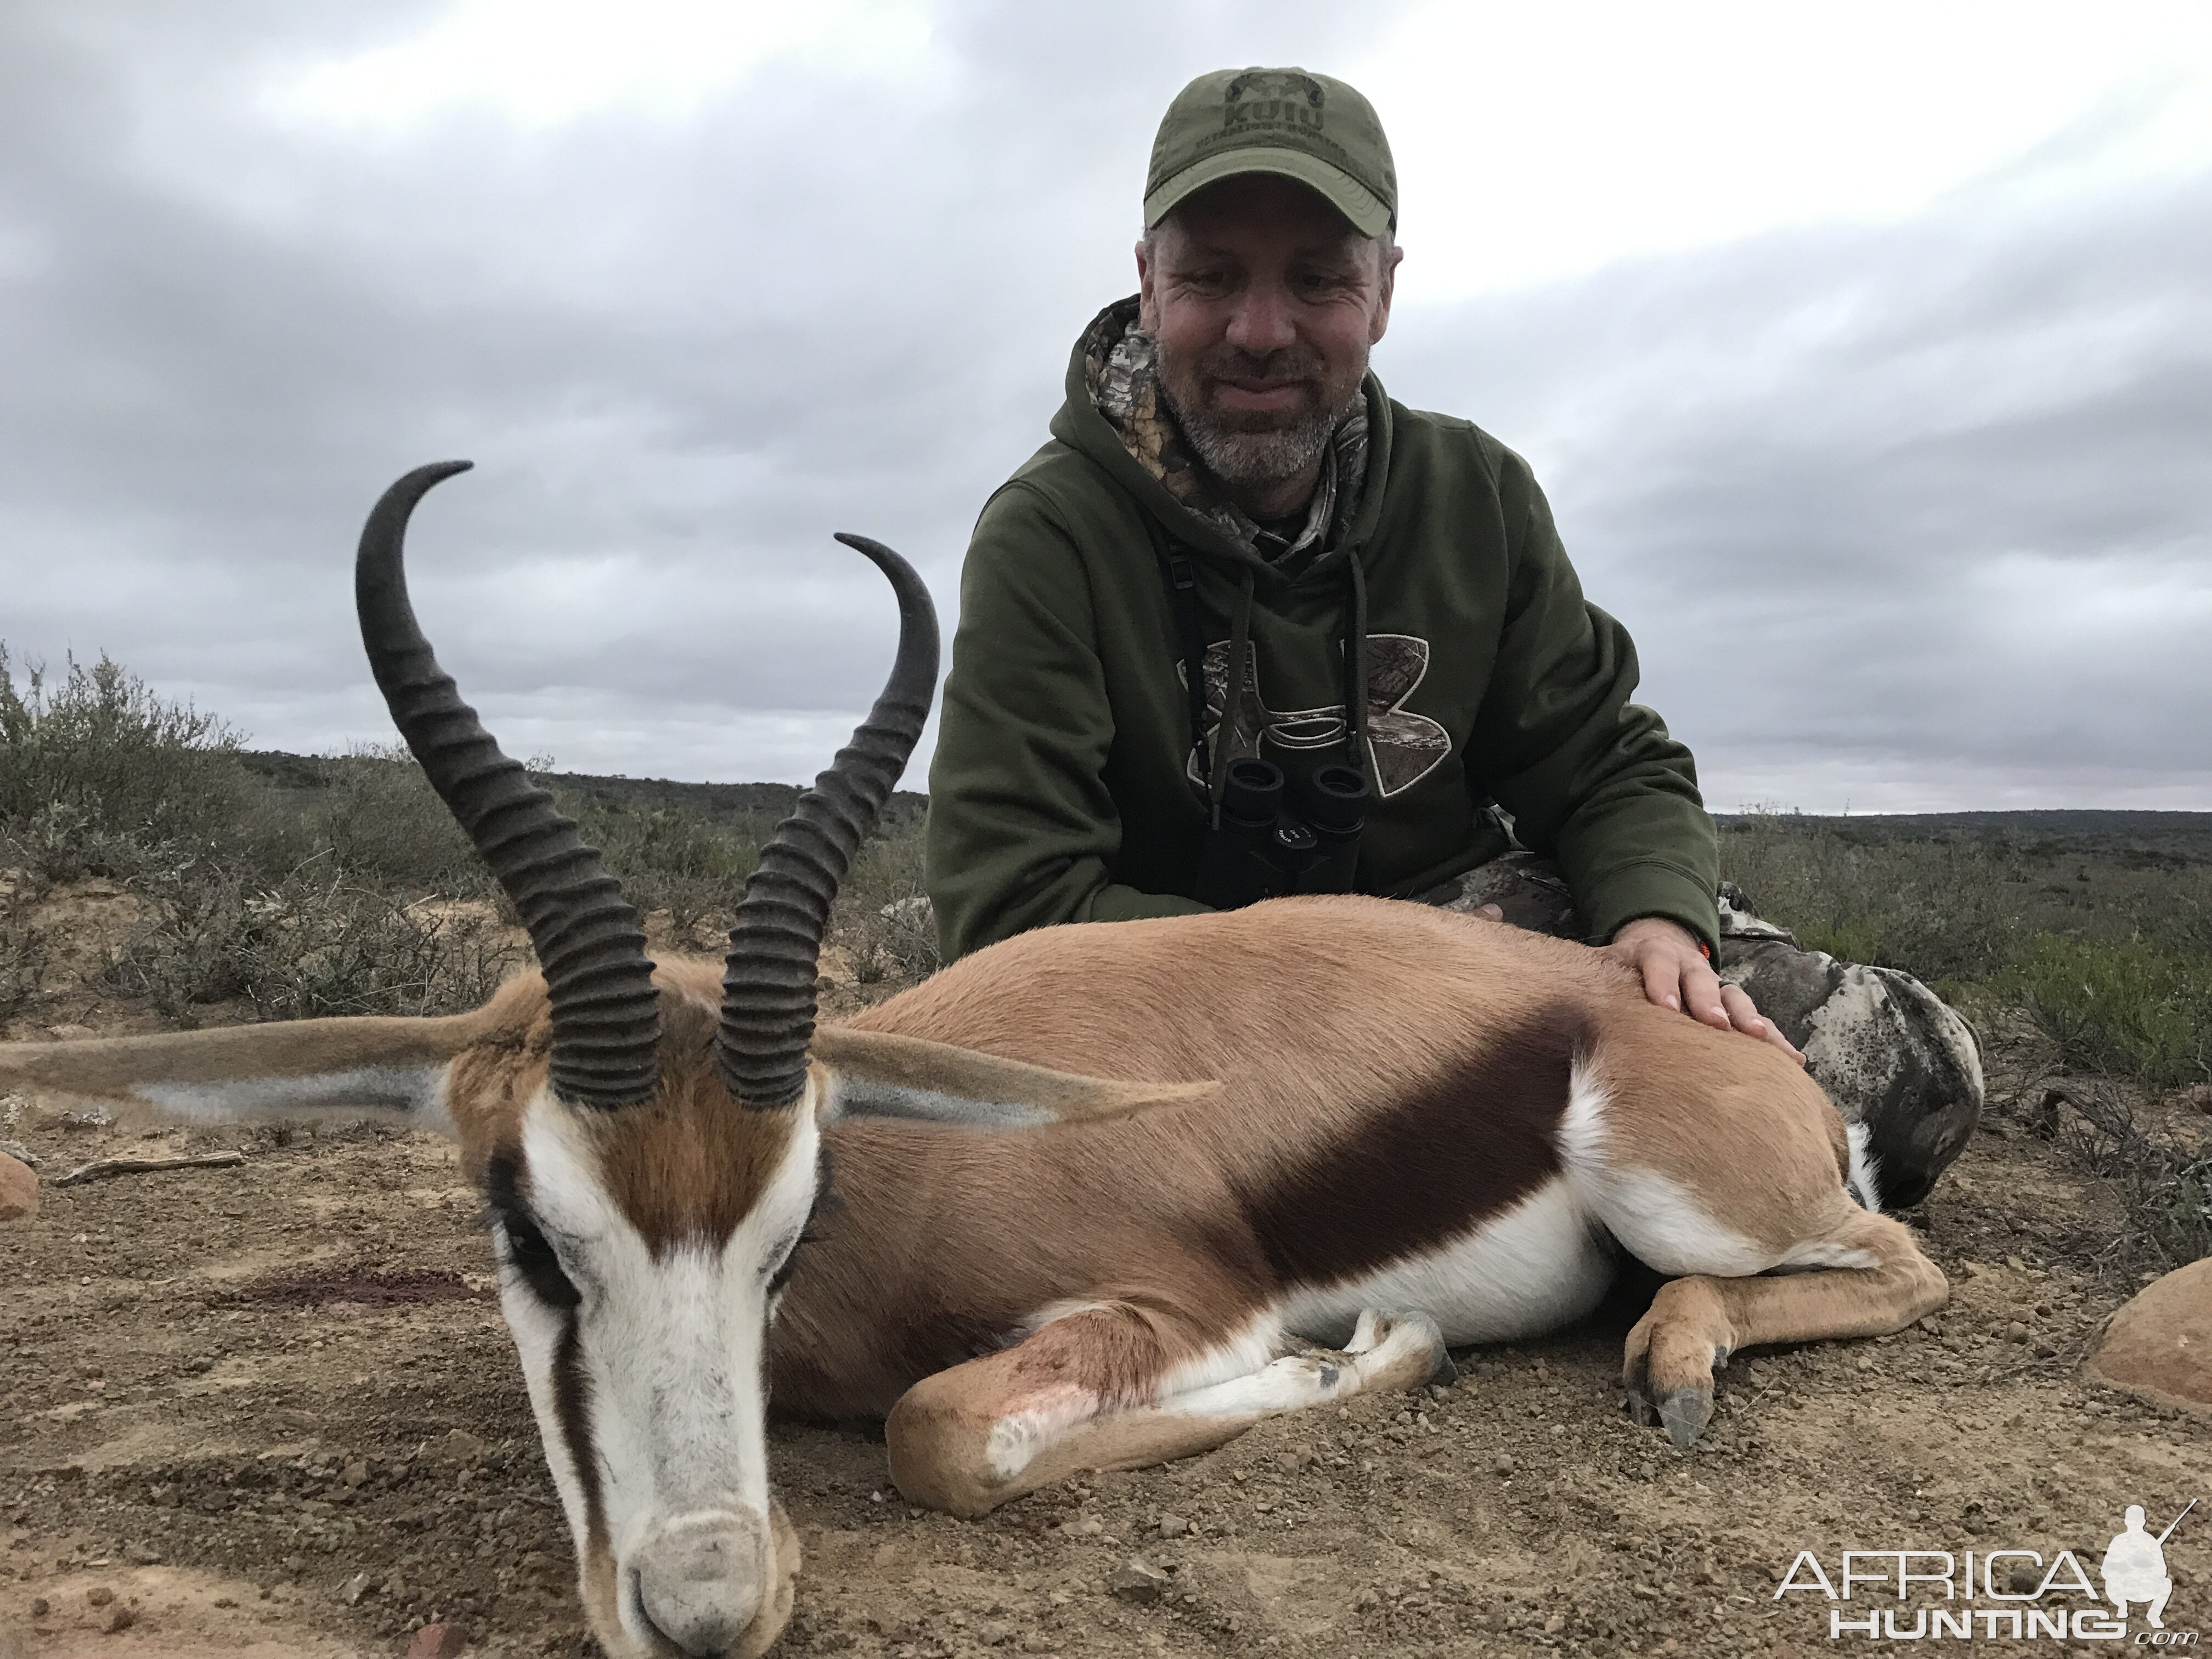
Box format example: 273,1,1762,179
484,1083,822,1658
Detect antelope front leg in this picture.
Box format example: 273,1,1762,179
1623,1209,1948,1449
886,1306,1450,1518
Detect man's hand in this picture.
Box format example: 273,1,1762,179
1603,916,1804,1064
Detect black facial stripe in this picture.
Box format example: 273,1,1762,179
482,1153,580,1310
552,1310,607,1555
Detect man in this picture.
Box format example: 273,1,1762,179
926,65,1795,1054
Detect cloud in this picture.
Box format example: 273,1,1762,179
0,0,2206,810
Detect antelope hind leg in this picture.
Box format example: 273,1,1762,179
887,1307,1449,1519
1623,1209,1948,1450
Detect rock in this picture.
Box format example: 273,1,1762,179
0,1152,36,1223
2087,1259,2212,1416
46,1023,95,1040
1109,1559,1170,1604
2005,1322,2029,1344
407,1622,471,1659
0,1139,36,1167
85,1587,115,1609
1491,1452,1515,1475
342,1459,368,1487
337,1571,374,1606
1155,1514,1190,1539
1057,1515,1103,1539
974,1618,1017,1646
101,1605,136,1634
434,1429,486,1465
124,1542,162,1565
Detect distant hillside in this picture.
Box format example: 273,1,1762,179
1716,809,2212,864
238,751,928,836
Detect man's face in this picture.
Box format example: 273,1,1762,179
1137,174,1400,496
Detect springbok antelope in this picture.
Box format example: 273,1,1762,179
0,464,1948,1659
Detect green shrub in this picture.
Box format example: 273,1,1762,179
0,647,255,847
307,746,494,901
1999,935,2212,1089
106,855,518,1023
560,793,759,947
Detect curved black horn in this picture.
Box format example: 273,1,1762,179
718,534,938,1108
356,461,660,1109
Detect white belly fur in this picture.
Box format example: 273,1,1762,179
1274,1176,1613,1348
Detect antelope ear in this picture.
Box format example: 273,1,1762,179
0,1013,490,1137
809,1026,1220,1129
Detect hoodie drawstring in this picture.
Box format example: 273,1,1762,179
1206,567,1258,818
1344,553,1371,786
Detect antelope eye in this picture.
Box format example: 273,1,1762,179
500,1210,581,1310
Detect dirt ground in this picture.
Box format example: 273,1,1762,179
2,883,2207,1658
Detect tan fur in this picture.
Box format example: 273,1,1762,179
0,891,1948,1644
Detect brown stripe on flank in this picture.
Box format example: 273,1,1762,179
1235,1004,1589,1286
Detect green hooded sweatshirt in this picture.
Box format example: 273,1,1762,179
924,298,1719,963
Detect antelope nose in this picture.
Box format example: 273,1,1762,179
635,1510,768,1656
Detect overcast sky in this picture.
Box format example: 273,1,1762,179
3,1,2207,810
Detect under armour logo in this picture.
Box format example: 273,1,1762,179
1182,633,1451,798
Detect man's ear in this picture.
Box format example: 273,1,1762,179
1136,231,1161,335
810,1025,1220,1130
1370,239,1402,345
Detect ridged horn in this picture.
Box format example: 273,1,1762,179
356,461,660,1109
718,534,938,1108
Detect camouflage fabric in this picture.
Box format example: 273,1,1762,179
1429,853,1983,1210
1081,297,1369,572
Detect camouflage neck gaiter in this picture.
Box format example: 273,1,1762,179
1082,298,1369,572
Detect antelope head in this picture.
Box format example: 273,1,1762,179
0,464,1195,1657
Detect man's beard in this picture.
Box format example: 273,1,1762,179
1158,342,1363,492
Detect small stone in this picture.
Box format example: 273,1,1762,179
435,1429,486,1465
31,1596,50,1616
1109,1559,1170,1604
1019,1638,1057,1655
86,1586,115,1608
1491,1452,1515,1475
1155,1514,1190,1539
124,1542,162,1565
102,1605,136,1634
2005,1255,2027,1272
342,1459,368,1487
0,1152,36,1223
46,1023,94,1040
1544,1612,1566,1634
281,1554,306,1577
338,1571,374,1606
975,1618,1016,1646
407,1622,471,1659
1059,1515,1103,1539
2005,1322,2030,1344
1854,1353,1875,1373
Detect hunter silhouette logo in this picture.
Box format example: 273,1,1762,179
1184,633,1451,797
2103,1501,2191,1629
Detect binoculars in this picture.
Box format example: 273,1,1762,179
1191,757,1371,910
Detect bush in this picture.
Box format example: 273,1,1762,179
106,854,519,1023
307,746,494,901
2000,936,2212,1090
560,793,760,948
0,647,255,848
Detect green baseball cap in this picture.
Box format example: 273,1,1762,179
1144,67,1397,239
